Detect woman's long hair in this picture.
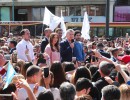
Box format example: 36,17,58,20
50,61,66,88
49,33,59,52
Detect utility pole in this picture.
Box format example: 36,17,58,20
12,0,14,21
106,0,110,37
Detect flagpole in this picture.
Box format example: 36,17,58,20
41,24,44,40
60,10,67,39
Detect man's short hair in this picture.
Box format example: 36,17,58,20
26,65,40,77
102,85,120,100
99,61,115,76
20,29,28,36
59,82,76,100
66,29,74,35
111,48,119,55
76,78,92,92
63,62,75,72
96,43,104,48
55,28,62,33
37,90,54,100
10,40,17,47
44,28,51,32
74,30,81,36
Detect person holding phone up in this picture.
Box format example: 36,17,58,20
16,29,34,62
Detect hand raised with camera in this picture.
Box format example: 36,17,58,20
43,74,51,89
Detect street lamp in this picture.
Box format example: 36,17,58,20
106,0,110,37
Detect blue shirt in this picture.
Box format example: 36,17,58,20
73,41,84,61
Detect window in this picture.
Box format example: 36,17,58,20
56,5,105,17
69,6,81,16
56,6,81,16
86,5,105,16
0,7,10,21
32,8,44,21
56,6,69,16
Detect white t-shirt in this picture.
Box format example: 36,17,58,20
51,88,61,100
17,84,46,100
16,39,34,61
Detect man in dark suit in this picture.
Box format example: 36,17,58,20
110,48,119,62
94,61,118,99
60,29,75,62
97,43,111,58
9,40,17,54
41,28,52,53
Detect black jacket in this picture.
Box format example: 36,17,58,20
41,37,49,53
60,40,73,62
94,77,109,99
98,50,111,58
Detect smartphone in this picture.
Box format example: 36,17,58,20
12,53,17,63
72,57,76,64
43,67,49,78
26,45,28,49
71,39,74,43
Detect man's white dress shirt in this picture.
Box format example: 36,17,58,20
16,39,34,61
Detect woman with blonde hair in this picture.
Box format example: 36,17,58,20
119,84,130,100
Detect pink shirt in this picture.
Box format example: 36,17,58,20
45,44,60,64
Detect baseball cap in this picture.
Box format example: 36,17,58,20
117,55,130,64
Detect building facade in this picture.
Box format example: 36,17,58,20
0,0,115,22
3,0,130,38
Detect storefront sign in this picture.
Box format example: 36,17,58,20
114,6,130,22
64,16,106,23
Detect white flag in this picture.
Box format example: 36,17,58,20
81,12,90,40
43,7,61,31
60,10,66,39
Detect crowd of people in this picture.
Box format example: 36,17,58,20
0,27,130,100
